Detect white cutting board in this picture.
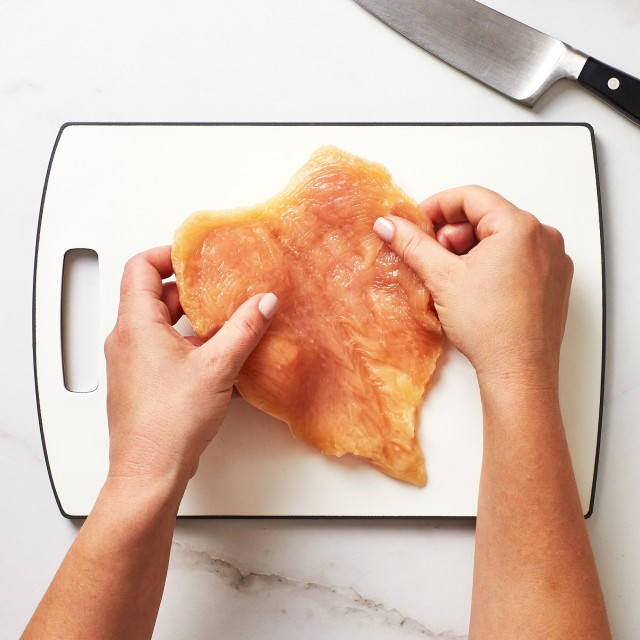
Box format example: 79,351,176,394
34,123,604,518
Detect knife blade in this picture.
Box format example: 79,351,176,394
354,0,640,125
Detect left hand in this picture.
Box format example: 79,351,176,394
104,246,278,489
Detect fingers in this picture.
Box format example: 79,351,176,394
374,187,509,284
419,186,522,241
373,216,459,293
436,222,477,255
117,246,175,321
198,292,279,387
162,281,184,325
119,246,173,299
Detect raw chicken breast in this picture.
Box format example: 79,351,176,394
172,146,442,486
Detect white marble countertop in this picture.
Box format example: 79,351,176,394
2,1,639,638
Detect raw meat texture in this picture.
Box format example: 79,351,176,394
172,146,442,486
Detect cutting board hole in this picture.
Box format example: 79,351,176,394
62,249,100,393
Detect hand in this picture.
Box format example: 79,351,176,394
373,186,573,390
104,246,278,490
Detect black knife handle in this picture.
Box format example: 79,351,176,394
578,57,640,125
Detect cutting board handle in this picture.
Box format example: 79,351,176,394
61,248,100,393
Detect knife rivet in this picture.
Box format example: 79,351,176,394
607,77,620,90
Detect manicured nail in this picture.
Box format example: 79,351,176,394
258,292,279,320
373,217,395,243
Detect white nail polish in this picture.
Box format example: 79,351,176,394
373,217,395,243
258,292,279,320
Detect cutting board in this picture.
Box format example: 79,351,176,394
33,123,604,518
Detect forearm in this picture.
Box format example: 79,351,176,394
469,381,610,639
22,473,187,640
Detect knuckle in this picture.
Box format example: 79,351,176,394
103,331,114,357
565,254,575,278
123,256,137,271
548,226,566,249
204,311,264,385
113,314,140,345
464,184,501,203
233,313,262,344
123,256,139,275
120,264,135,294
120,255,143,294
520,211,541,231
207,349,236,389
512,212,542,241
103,317,141,359
465,184,487,195
398,232,426,265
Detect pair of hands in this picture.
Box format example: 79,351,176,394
26,189,600,640
105,186,573,490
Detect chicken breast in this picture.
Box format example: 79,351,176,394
172,146,442,486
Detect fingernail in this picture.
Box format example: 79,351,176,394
373,217,395,243
258,292,279,320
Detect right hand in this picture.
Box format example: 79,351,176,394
373,186,573,390
104,246,279,490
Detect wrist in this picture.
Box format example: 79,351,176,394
477,371,560,399
477,371,562,430
107,436,197,507
475,355,560,397
471,334,561,392
103,466,189,520
73,472,186,569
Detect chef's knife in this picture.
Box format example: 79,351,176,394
354,0,640,125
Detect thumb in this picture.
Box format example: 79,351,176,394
373,216,459,295
198,292,279,387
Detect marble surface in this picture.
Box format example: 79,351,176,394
1,0,639,637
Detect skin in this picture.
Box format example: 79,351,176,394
377,186,610,639
22,187,611,639
22,246,278,640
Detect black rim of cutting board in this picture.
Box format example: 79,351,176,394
32,121,606,520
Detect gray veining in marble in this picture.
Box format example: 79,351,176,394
171,542,467,639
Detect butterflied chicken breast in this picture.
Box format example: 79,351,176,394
172,146,442,486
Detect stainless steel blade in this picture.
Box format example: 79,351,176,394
354,0,588,107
